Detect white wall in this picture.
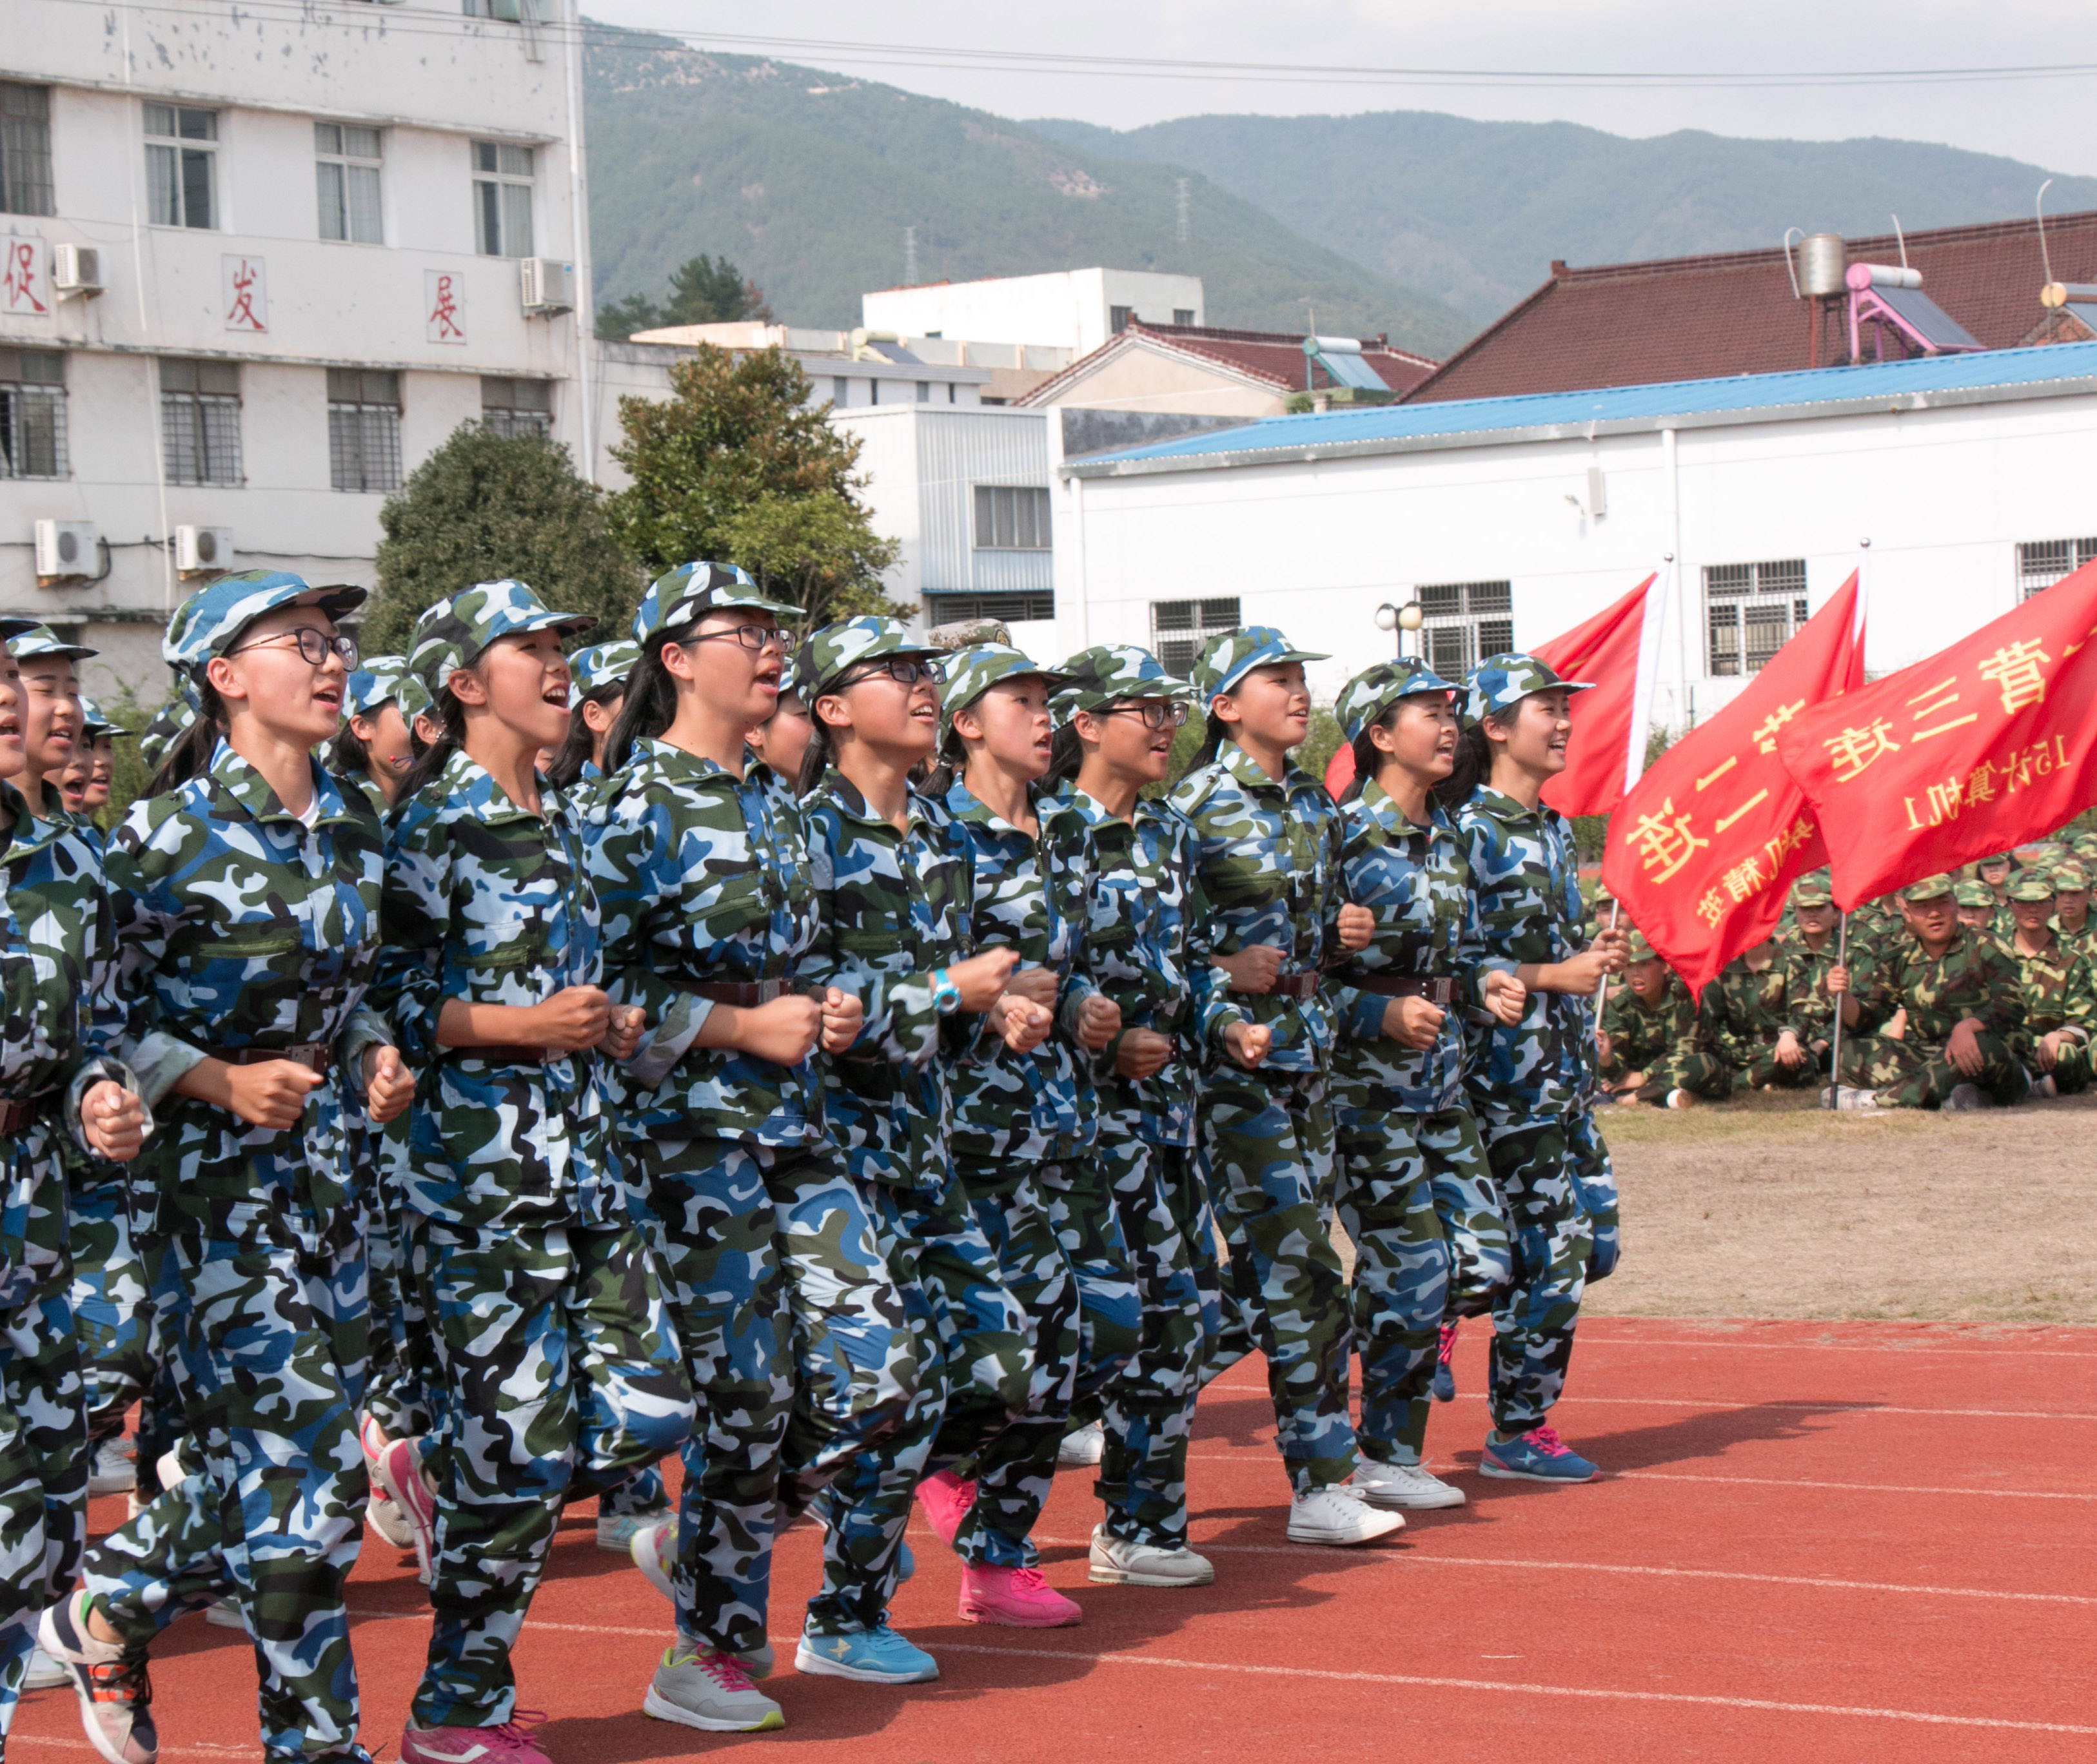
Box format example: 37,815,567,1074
1058,388,2097,728
863,270,1205,360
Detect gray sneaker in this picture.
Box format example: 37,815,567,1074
1087,1524,1214,1587
642,1642,784,1733
1833,1086,1880,1112
1354,1459,1466,1510
1944,1083,1985,1112
89,1440,137,1496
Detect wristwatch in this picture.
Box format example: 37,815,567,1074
929,968,961,1016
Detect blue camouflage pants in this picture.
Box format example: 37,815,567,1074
1039,1157,1143,1405
1337,1104,1511,1465
1481,1110,1615,1436
359,1128,435,1442
1201,1070,1357,1492
1086,1135,1208,1550
85,1206,369,1763
807,1173,1030,1634
408,1218,693,1728
65,1186,161,1449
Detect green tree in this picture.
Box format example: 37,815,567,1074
606,344,903,629
594,253,774,340
365,425,642,656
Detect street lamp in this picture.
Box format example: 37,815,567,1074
1374,598,1424,658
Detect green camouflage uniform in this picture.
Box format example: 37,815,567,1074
1997,874,2095,1095
1600,960,1731,1102
1708,946,1810,1089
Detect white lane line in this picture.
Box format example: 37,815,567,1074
922,1643,2097,1736
1334,1394,2097,1421
1579,1334,2097,1360
1025,1538,2097,1607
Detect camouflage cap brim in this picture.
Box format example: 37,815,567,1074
633,560,796,643
1900,874,1956,902
163,571,366,671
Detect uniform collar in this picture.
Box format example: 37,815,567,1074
638,734,740,786
1357,776,1446,835
1219,738,1309,796
436,745,553,825
210,738,358,828
0,778,63,861
1468,783,1546,827
944,776,1038,837
820,767,938,836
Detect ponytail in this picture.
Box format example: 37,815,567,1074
1435,717,1503,811
327,721,372,783
148,678,229,796
1186,709,1232,771
1339,727,1382,805
1043,721,1085,789
395,684,469,802
796,704,840,799
600,622,696,775
923,726,967,799
549,676,632,790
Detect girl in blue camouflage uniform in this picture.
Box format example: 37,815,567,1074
1168,627,1397,1545
921,643,1135,1629
41,573,413,1764
1443,654,1626,1484
1328,659,1525,1511
368,582,694,1764
586,564,915,1732
546,640,638,795
1050,644,1271,1587
0,623,150,1752
794,616,1050,1685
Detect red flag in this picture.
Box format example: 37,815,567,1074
1777,560,2097,909
1537,572,1667,818
1600,573,1866,996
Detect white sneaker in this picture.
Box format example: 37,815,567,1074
597,1507,671,1554
366,1489,417,1551
1832,1086,1880,1112
1353,1459,1466,1510
1087,1524,1214,1587
1057,1420,1105,1468
631,1515,676,1602
1285,1483,1405,1545
1944,1083,1985,1112
2032,1072,2058,1098
89,1440,137,1496
1664,1088,1696,1110
25,1643,71,1689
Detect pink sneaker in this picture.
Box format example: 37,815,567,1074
400,1712,548,1764
914,1469,976,1547
958,1563,1082,1629
373,1437,438,1583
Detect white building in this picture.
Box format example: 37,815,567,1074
1051,343,2097,729
863,270,1206,365
2,0,593,703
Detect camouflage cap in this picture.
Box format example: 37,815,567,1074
631,560,795,645
163,570,364,672
1901,873,1956,903
1953,879,1996,908
2006,872,2058,903
76,696,130,740
1462,652,1593,727
2074,833,2097,860
938,643,1073,746
1975,852,2014,871
1190,625,1328,710
10,622,97,662
1333,657,1461,747
1052,644,1197,719
409,580,595,696
1624,929,1658,962
0,617,37,645
2053,859,2090,891
567,640,642,705
344,654,420,720
794,616,940,703
1790,870,1834,908
136,697,199,772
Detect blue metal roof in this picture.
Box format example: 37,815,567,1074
1067,340,2097,474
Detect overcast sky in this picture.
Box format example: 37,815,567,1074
586,0,2097,179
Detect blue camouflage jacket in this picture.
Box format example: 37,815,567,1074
101,742,388,1245
800,769,975,1191
1168,740,1344,1074
1052,785,1244,1148
1331,781,1490,1118
941,777,1099,1163
587,738,824,1146
372,748,620,1231
1457,784,1597,1125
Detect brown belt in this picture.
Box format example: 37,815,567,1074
1342,974,1457,1007
671,977,793,1008
0,1094,46,1137
1266,972,1321,1001
210,1043,330,1072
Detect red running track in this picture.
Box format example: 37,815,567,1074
12,1317,2096,1764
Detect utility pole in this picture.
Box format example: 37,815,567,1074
1176,178,1189,244
904,225,917,285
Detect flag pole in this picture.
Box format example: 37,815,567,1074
1826,909,1848,1110
1594,899,1622,1039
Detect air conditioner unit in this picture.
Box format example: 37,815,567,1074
52,244,103,299
175,525,234,576
519,257,575,317
33,519,97,580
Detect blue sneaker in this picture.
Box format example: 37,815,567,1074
894,1541,915,1585
1479,1426,1597,1484
794,1622,940,1684
1432,1321,1457,1403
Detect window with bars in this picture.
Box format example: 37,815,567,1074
1172,308,1195,326
145,104,217,230
328,369,402,493
471,140,534,258
1704,559,1807,676
1150,596,1241,678
1110,306,1134,333
316,122,382,244
1,83,54,217
0,348,66,480
480,375,552,438
159,357,241,485
2015,536,2097,601
924,592,1056,624
1415,580,1514,678
973,484,1052,551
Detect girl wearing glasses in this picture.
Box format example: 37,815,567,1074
40,572,411,1764
910,644,1132,1629
584,565,914,1734
792,617,1051,1687
366,581,694,1764
1047,645,1272,1588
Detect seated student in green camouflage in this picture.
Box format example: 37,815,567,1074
1767,872,1844,1084
1706,934,1797,1090
2052,858,2094,959
1999,870,2095,1097
1845,890,1901,966
1595,932,1729,1108
1827,872,2029,1112
1953,879,2000,940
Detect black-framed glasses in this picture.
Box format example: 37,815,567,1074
686,623,786,654
228,629,358,669
843,657,945,687
1100,700,1189,731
